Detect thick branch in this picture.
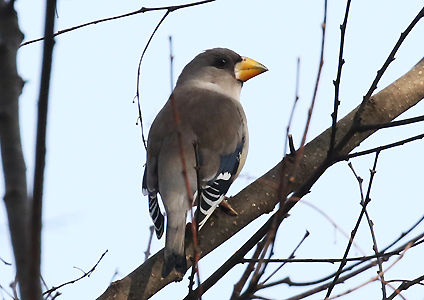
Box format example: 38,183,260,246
97,58,424,300
0,2,30,299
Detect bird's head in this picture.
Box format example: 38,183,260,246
175,48,267,100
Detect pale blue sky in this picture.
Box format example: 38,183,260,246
1,1,424,299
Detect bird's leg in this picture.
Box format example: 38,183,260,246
219,197,238,216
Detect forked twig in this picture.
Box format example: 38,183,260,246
348,162,386,298
334,6,424,154
325,151,380,298
43,250,108,296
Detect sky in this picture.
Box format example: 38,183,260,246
1,0,424,299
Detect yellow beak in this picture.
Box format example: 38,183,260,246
235,56,268,82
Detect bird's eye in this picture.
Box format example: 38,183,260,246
214,58,227,69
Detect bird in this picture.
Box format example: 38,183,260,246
142,48,267,278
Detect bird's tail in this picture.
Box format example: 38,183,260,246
162,216,187,278
148,194,165,239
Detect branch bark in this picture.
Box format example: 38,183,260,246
0,1,31,299
97,57,424,300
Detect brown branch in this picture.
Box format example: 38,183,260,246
0,2,30,299
96,57,424,300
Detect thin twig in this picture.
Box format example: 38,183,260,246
188,142,202,299
43,250,108,296
334,6,424,154
134,1,215,150
358,114,424,132
135,10,171,150
301,200,366,255
347,162,386,298
338,133,424,161
381,214,424,253
386,273,424,300
236,3,329,298
285,57,300,156
260,231,309,285
19,0,216,47
328,0,351,156
185,214,278,300
325,151,380,298
0,257,11,266
327,243,412,300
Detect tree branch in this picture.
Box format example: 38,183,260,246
30,0,57,298
0,2,30,299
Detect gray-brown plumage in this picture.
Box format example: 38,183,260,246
142,48,267,278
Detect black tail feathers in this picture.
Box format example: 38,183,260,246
162,252,187,278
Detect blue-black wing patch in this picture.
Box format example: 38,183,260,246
197,141,244,228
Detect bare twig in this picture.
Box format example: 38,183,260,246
285,57,300,155
328,0,351,156
0,256,11,266
334,6,424,154
358,114,424,132
134,1,215,150
186,214,278,300
347,162,386,298
284,260,380,300
325,151,380,298
135,10,171,150
338,132,424,161
188,142,202,299
43,250,108,296
19,0,215,47
327,243,412,300
260,231,309,285
301,200,366,255
386,273,424,300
